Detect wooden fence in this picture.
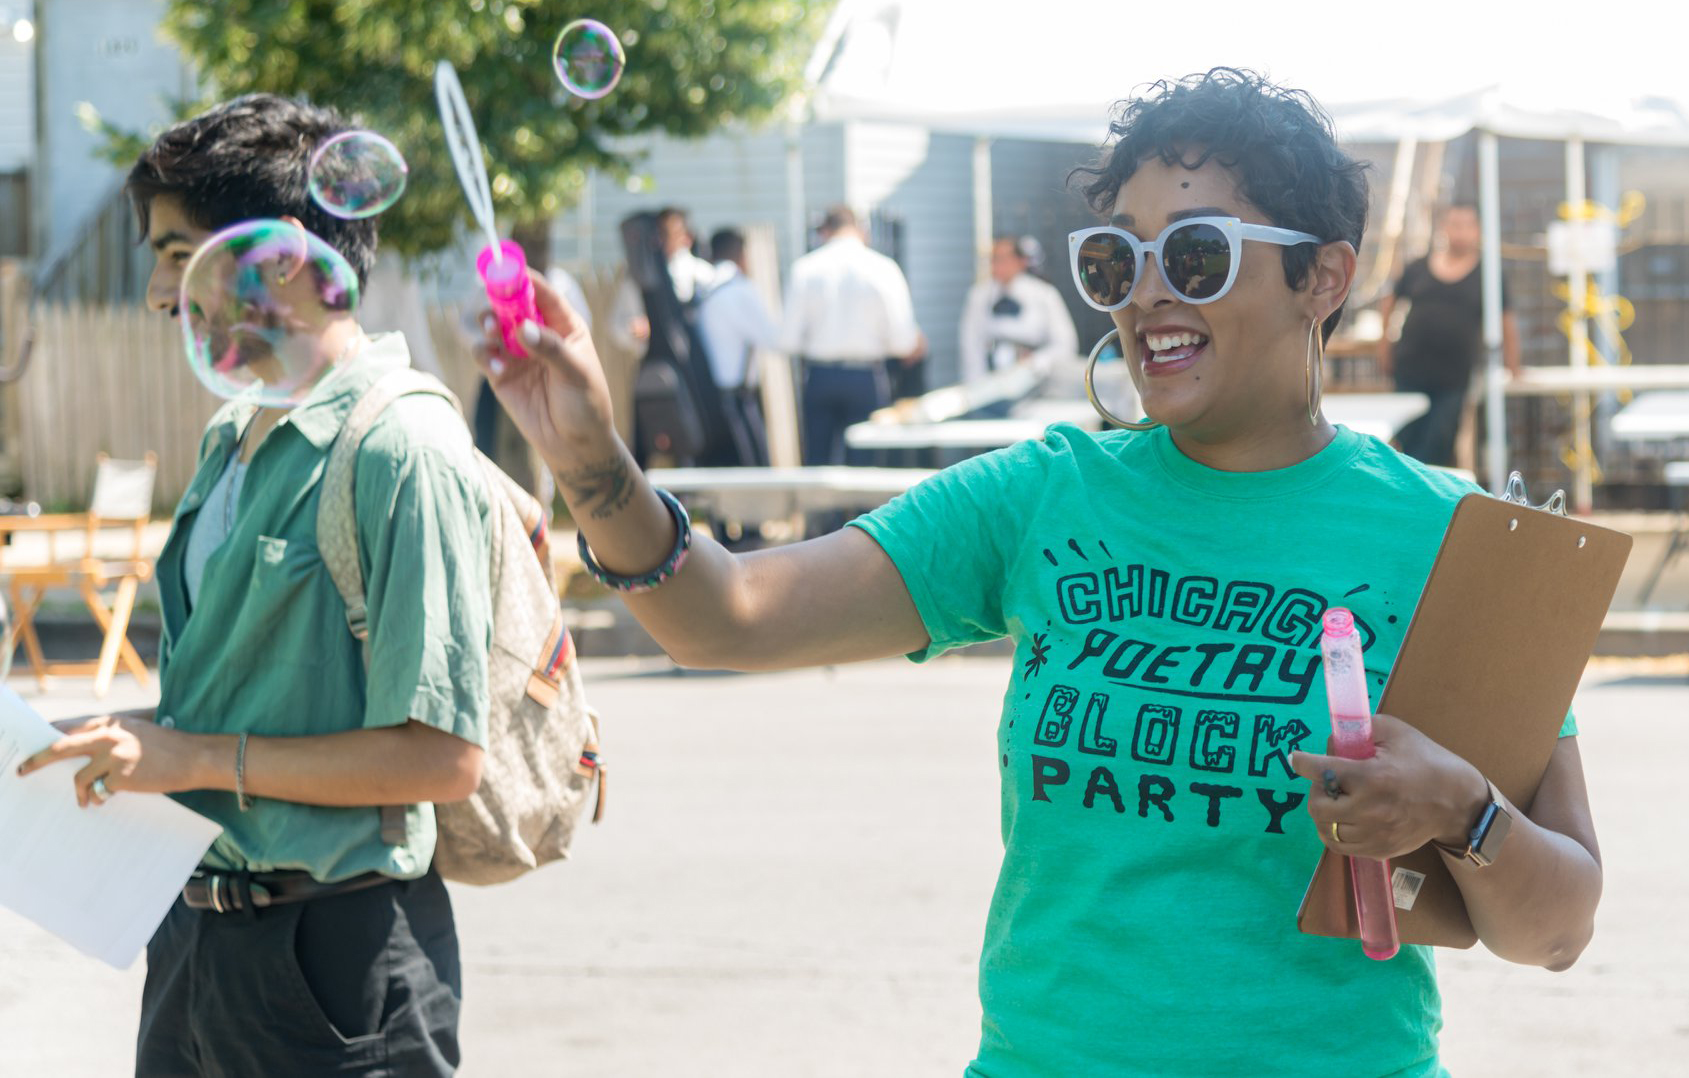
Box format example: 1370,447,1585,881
17,300,220,511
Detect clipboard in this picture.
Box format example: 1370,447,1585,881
1296,475,1632,948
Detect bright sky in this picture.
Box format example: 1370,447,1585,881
833,0,1689,120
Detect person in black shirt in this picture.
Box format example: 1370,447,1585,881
1378,204,1520,466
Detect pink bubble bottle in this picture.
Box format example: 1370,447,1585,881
1320,607,1401,961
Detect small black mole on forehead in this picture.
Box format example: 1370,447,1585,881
1181,181,1191,188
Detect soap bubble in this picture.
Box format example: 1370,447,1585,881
179,219,361,406
307,130,408,219
552,19,625,99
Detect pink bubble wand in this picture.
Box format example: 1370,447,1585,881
435,61,539,358
1320,607,1401,961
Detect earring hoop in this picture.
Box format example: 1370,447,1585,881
1084,328,1159,431
1306,319,1325,425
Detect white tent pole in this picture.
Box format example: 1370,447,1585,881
784,119,807,269
972,136,994,283
1480,129,1508,493
1565,136,1593,513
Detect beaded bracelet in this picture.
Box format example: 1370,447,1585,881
577,487,693,593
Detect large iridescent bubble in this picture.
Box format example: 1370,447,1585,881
552,19,625,99
179,219,361,406
307,130,408,219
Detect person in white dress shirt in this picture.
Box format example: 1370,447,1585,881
698,228,780,465
608,206,719,356
958,236,1080,401
780,205,924,466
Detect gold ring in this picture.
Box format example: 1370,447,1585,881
1329,819,1344,844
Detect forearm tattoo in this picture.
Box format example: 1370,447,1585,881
558,454,635,520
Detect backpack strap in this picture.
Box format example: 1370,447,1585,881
315,369,461,849
317,369,461,642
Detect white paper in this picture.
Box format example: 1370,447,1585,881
0,689,222,968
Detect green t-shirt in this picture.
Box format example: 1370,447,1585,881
155,333,492,883
853,423,1563,1077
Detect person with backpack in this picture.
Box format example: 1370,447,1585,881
16,95,496,1076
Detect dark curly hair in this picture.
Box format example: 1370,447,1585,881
127,94,378,288
1073,69,1369,340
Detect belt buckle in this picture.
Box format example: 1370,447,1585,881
207,872,229,913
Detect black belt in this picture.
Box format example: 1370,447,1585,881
183,869,394,914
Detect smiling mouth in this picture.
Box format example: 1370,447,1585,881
1139,329,1210,370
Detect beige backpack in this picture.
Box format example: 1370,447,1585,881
317,368,604,885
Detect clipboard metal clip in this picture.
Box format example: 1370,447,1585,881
1500,471,1568,516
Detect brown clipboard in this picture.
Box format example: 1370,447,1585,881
1296,479,1632,948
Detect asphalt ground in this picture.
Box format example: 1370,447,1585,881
3,655,1687,1076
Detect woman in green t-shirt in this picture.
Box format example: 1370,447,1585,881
478,69,1601,1078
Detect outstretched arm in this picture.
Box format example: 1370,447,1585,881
479,272,928,671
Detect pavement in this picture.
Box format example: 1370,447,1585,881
2,654,1687,1076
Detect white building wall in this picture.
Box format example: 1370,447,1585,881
0,19,32,172
34,0,189,264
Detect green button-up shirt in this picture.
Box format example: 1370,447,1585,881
156,333,492,883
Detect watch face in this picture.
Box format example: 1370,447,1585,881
1470,801,1513,867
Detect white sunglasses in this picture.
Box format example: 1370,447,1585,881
1068,216,1323,311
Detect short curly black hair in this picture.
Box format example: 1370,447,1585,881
127,94,378,288
1073,69,1369,340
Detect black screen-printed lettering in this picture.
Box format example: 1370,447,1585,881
1083,766,1125,812
1033,686,1080,747
1078,692,1119,757
1189,642,1232,686
1140,645,1189,685
1130,703,1182,765
1031,755,1071,802
1171,575,1219,626
1066,538,1089,561
1260,587,1326,647
1068,628,1117,670
1248,714,1312,780
1146,567,1171,619
1274,648,1320,705
1256,788,1305,834
1102,564,1142,621
1214,580,1275,634
1100,638,1155,680
1190,710,1239,772
1188,782,1244,827
1222,644,1276,693
1137,774,1175,821
1058,573,1102,624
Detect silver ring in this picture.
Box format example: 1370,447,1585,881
90,777,111,803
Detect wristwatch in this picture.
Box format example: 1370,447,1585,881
1434,780,1513,867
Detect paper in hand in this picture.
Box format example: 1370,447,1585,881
0,689,222,968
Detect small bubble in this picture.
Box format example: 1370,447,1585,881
307,131,407,220
553,19,625,100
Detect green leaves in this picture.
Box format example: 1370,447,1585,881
132,0,831,257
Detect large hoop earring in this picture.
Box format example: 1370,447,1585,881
1306,319,1325,425
1084,328,1159,431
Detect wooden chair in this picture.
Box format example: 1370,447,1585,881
1,453,159,697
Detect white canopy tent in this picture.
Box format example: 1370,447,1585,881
801,0,1689,502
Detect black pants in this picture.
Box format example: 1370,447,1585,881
801,360,890,466
1394,379,1469,467
136,870,461,1077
